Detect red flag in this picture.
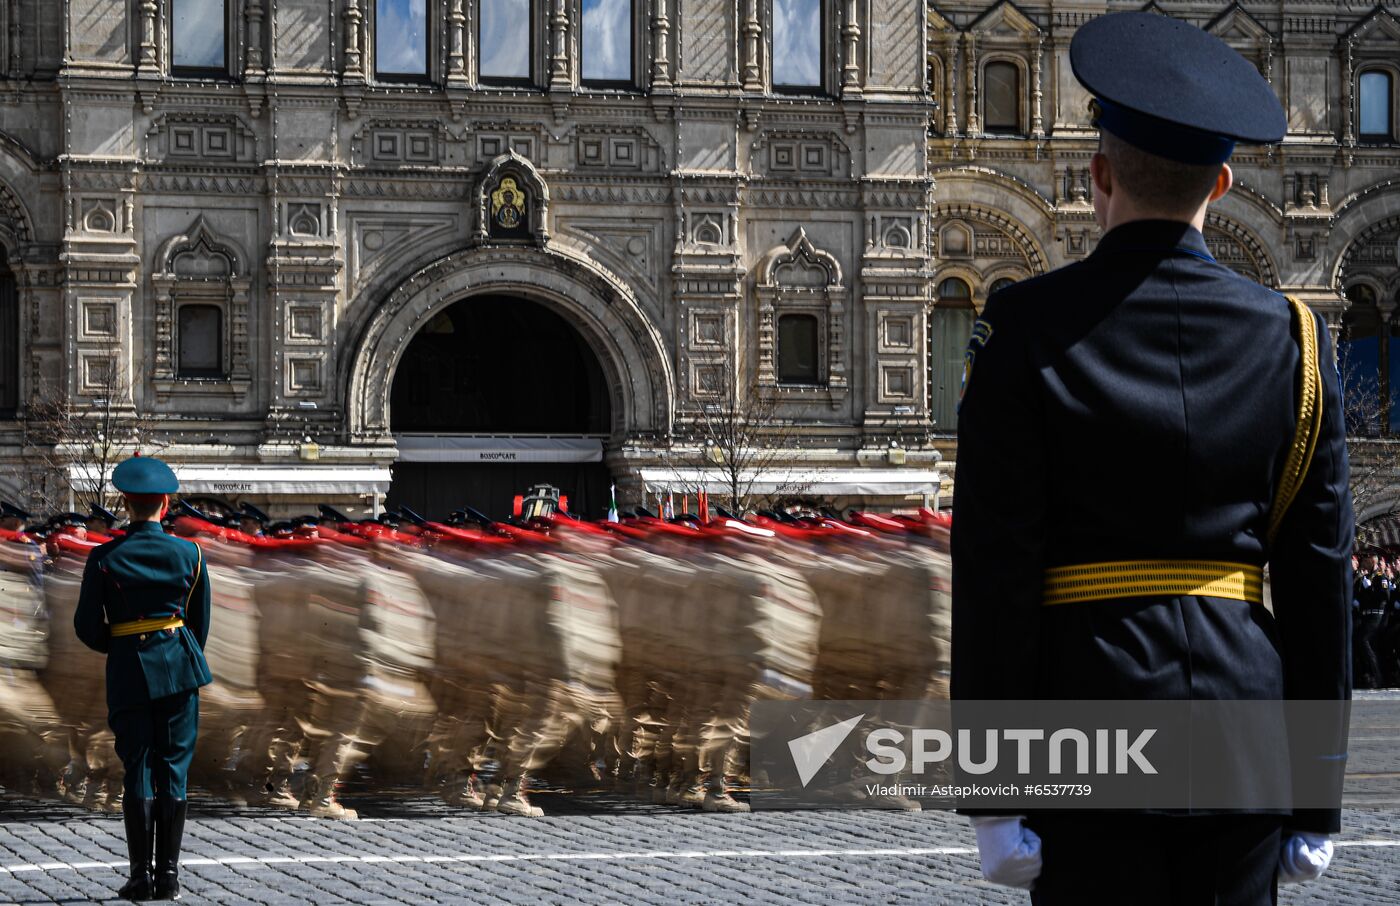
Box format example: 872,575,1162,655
698,489,710,523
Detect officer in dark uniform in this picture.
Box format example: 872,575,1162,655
951,12,1352,904
74,456,212,901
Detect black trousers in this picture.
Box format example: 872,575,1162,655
1026,814,1281,906
1356,612,1386,688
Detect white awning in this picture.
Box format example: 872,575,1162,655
637,467,941,497
68,464,393,497
396,434,604,463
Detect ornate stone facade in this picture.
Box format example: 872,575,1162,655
0,1,1395,515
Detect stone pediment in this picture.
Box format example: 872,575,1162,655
968,0,1042,40
758,227,843,289
1207,3,1274,47
1345,6,1400,45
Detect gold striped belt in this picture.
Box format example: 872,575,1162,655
110,616,185,638
1043,560,1264,607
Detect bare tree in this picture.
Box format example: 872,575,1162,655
1337,342,1400,547
22,342,163,515
656,378,811,516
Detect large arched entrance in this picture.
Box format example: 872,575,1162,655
386,295,614,519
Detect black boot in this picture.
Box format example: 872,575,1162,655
117,797,154,901
152,798,187,900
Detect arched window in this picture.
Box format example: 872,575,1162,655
479,0,533,84
983,61,1021,134
178,305,224,378
778,313,820,384
376,0,430,81
0,247,15,417
1360,70,1394,142
582,0,633,86
938,277,973,306
171,0,228,76
989,277,1016,295
773,0,824,92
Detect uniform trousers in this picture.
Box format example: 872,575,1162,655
1026,813,1281,906
110,689,199,799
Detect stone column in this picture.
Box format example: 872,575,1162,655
245,0,266,73
942,35,958,135
550,0,571,90
1030,40,1044,138
137,0,158,73
344,0,366,80
447,0,467,82
741,0,762,91
1341,42,1355,145
841,0,861,95
651,0,672,88
963,34,978,135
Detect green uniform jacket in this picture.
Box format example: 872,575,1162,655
74,521,213,711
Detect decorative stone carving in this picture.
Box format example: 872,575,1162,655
575,125,666,172
1203,213,1279,287
146,113,259,163
754,228,849,403
150,216,254,396
350,120,451,167
475,152,550,245
752,131,853,178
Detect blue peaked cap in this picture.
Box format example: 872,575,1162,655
1070,12,1285,164
111,455,180,494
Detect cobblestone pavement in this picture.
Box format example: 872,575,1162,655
0,791,1396,905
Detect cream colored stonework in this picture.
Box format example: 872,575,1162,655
0,1,1394,513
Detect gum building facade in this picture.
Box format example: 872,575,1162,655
0,0,1395,518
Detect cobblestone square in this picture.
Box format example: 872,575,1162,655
1,795,1397,905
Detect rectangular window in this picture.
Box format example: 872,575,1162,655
479,0,533,83
983,62,1021,134
178,305,223,378
773,0,823,91
1360,70,1393,140
376,0,430,80
581,0,633,86
172,0,228,75
778,314,820,384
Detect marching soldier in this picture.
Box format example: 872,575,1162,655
74,456,212,901
952,12,1352,904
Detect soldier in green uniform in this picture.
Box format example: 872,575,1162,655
75,455,212,901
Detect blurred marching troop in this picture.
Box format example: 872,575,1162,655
0,491,951,819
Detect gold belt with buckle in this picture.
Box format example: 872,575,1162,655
1043,560,1264,607
110,616,185,638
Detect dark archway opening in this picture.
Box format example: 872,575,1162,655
387,295,614,520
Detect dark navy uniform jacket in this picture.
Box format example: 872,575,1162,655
951,220,1353,832
74,521,213,710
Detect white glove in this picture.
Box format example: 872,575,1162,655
970,815,1042,889
1278,832,1333,884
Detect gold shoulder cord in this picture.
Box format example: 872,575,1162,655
1266,296,1325,546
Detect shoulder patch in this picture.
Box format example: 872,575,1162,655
959,318,995,410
